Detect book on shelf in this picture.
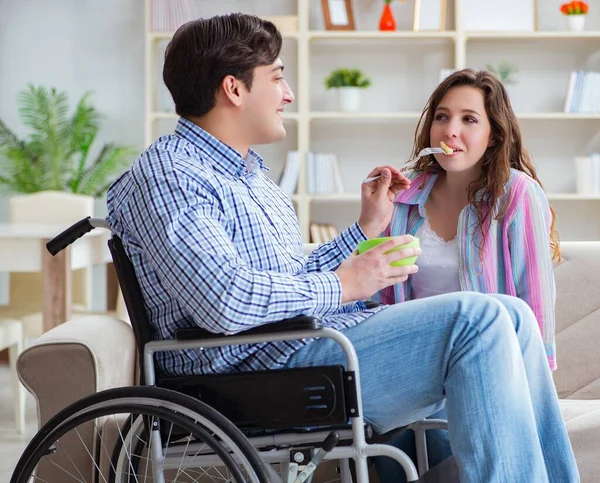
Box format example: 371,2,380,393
309,223,339,244
306,152,344,195
575,155,600,195
151,0,203,32
564,71,600,113
278,151,300,196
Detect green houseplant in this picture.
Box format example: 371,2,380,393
485,62,519,88
324,68,372,112
325,68,371,89
0,85,136,196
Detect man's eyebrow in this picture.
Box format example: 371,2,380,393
271,64,284,72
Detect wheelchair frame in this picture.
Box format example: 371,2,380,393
44,216,453,483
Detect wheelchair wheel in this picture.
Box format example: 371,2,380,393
10,386,273,483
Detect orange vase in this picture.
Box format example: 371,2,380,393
379,4,396,31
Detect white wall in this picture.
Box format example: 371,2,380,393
0,0,145,153
1,0,600,240
0,0,145,307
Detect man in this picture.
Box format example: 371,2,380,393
106,13,578,483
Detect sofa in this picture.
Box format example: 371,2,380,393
16,241,600,481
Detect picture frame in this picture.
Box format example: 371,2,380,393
413,0,447,32
463,0,538,32
321,0,355,31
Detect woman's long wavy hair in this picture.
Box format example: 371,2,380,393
411,68,560,260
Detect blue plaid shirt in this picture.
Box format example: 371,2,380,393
106,117,385,376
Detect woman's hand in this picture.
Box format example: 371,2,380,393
358,166,411,238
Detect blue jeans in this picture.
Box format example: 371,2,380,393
372,408,451,483
285,292,579,483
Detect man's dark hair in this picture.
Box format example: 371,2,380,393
163,13,282,118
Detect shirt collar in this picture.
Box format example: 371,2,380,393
395,169,504,209
174,117,268,178
395,171,438,208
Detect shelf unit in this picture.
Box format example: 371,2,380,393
145,0,600,241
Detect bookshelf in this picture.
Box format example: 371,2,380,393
145,0,600,242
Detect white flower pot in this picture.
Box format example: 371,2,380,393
337,87,362,112
566,15,586,32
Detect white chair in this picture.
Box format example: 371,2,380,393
7,191,96,341
0,318,25,433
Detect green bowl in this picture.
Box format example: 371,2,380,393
357,236,420,267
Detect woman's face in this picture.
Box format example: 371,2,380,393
429,85,493,174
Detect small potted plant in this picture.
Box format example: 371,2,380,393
0,85,135,196
485,62,519,95
560,1,589,32
324,68,371,112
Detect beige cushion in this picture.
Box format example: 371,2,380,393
553,242,600,400
17,315,135,482
560,400,600,483
18,315,136,428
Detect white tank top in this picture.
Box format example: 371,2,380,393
410,217,461,300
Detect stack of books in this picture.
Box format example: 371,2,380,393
564,71,600,113
575,155,600,194
309,223,339,243
277,151,345,196
151,0,203,31
306,152,344,195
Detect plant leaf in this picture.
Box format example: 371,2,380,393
75,144,135,195
0,85,136,196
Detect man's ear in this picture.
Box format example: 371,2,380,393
221,75,244,107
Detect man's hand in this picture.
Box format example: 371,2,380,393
335,236,420,303
358,166,411,238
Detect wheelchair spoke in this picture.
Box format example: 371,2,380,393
24,474,51,483
141,428,151,483
173,434,193,482
11,388,266,483
38,454,87,482
55,439,87,482
112,415,141,483
75,424,110,483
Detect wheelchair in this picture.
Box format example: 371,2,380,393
10,217,448,483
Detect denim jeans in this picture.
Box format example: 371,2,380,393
285,292,579,483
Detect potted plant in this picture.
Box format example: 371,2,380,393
560,1,589,32
324,68,372,112
0,85,135,197
485,62,518,95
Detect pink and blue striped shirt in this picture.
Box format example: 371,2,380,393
375,169,557,369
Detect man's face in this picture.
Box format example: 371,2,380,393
241,58,294,145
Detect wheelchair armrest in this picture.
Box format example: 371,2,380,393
175,315,323,341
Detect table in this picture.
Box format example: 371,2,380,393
0,223,112,332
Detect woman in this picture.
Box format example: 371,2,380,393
372,68,560,482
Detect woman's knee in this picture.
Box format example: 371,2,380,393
454,292,512,328
488,293,538,334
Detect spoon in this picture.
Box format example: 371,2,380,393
362,146,453,184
